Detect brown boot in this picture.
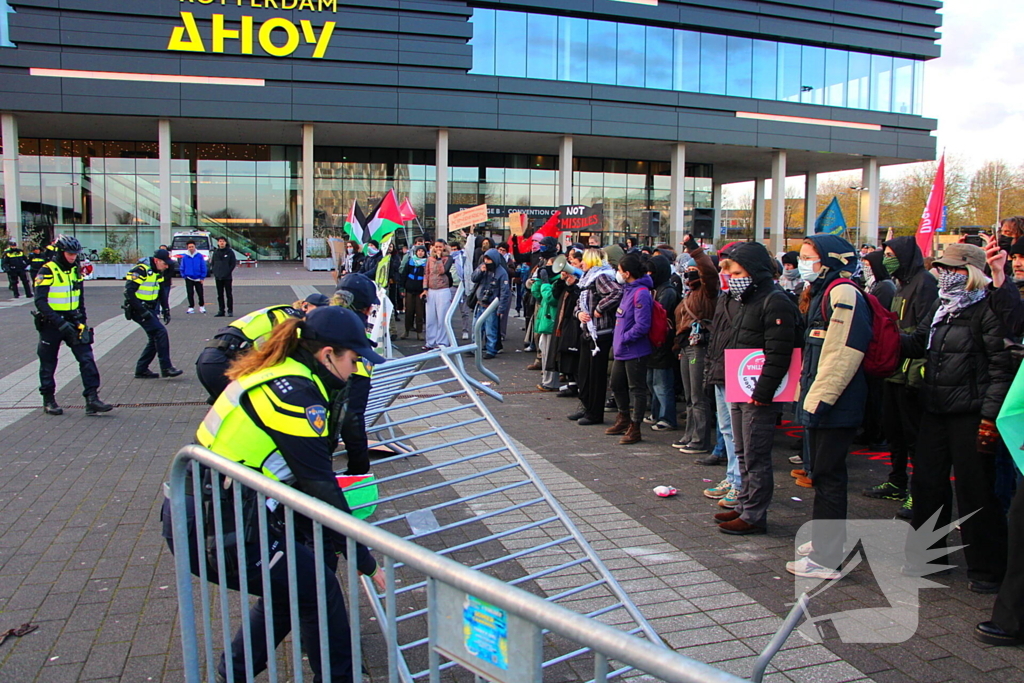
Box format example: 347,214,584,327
604,412,630,435
619,421,642,445
714,510,740,523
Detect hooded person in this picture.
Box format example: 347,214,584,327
861,249,897,310
645,254,681,430
786,234,874,580
470,247,511,358
672,235,719,452
715,241,799,536
778,251,804,298
530,237,563,390
863,236,939,512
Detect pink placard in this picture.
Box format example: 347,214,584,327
724,348,802,403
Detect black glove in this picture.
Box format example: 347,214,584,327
163,314,171,324
57,321,77,345
139,309,153,322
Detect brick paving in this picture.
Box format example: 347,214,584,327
0,272,1021,682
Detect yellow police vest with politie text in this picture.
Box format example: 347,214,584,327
197,357,329,483
37,262,82,311
126,263,160,301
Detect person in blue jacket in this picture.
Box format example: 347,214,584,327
179,239,208,314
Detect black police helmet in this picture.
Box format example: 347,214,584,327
54,234,83,254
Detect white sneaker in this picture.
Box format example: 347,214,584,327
186,308,194,314
199,306,206,314
651,420,674,431
643,415,656,424
797,541,813,557
786,557,840,580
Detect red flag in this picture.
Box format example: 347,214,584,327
916,154,945,258
398,198,417,222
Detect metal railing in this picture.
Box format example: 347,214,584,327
169,443,753,683
169,291,809,682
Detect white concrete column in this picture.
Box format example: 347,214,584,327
712,182,723,244
558,135,573,206
753,177,767,243
804,172,818,236
770,150,787,254
158,119,172,247
435,129,449,236
669,142,686,247
1,113,21,242
861,157,880,247
301,123,315,248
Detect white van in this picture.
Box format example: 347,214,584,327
169,231,212,262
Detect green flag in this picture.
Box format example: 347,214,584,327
997,364,1024,472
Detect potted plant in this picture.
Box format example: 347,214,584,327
90,233,138,279
304,238,334,271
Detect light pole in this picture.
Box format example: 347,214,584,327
849,185,867,245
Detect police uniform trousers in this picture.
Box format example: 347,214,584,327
38,324,100,398
134,311,173,373
340,374,371,475
8,269,32,297
161,497,354,683
196,346,232,404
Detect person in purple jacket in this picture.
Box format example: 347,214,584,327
605,253,653,445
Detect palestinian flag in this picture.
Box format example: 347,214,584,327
366,189,404,243
343,200,369,245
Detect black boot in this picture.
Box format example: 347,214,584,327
85,393,114,415
162,367,184,378
43,397,63,416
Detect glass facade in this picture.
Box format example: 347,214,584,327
4,139,712,254
469,9,924,115
7,139,300,259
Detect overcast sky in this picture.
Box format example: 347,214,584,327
923,0,1024,168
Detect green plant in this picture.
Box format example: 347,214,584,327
98,247,122,264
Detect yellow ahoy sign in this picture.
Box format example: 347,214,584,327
168,11,336,58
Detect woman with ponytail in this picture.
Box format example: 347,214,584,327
163,305,387,682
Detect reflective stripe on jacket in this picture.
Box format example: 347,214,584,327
38,262,82,311
126,263,160,301
196,356,328,482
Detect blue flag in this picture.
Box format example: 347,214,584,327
814,197,847,236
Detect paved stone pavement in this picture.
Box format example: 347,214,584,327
0,271,1022,682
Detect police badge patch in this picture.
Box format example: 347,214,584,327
306,405,327,435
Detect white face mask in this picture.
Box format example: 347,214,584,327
615,271,626,284
797,259,820,283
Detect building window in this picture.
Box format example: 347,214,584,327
468,9,924,116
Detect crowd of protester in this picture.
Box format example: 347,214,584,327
443,218,1024,647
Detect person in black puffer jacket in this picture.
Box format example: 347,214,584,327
863,236,940,510
716,241,799,536
645,254,680,430
900,242,1011,592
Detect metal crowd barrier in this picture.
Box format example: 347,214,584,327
168,285,806,682
169,442,752,683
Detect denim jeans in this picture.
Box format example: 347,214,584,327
646,367,676,427
714,384,741,490
474,305,500,355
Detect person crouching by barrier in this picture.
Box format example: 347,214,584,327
195,293,329,404
162,306,387,683
332,273,382,475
